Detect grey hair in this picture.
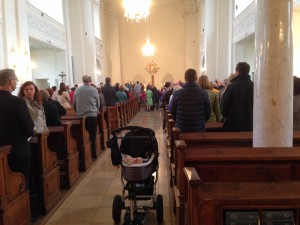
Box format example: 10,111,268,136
82,75,92,83
39,89,50,101
0,69,16,86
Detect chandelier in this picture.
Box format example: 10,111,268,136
141,18,155,57
123,0,151,22
142,36,155,57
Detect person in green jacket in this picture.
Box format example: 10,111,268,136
198,75,222,122
146,85,153,111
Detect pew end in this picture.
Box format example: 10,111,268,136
0,145,31,225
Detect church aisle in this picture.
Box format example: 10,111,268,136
44,109,172,225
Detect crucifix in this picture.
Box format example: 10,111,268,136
59,71,66,83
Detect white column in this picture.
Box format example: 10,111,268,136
204,0,217,79
216,0,232,80
253,0,293,147
0,0,3,68
107,12,122,84
0,0,31,82
204,0,232,81
99,0,110,81
184,1,200,71
67,0,96,84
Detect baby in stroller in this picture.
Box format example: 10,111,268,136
107,126,163,225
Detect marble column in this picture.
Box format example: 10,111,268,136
253,0,293,147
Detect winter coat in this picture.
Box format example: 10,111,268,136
221,74,254,131
171,82,211,132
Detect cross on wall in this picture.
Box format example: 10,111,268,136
59,71,66,83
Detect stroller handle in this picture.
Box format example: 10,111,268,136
111,126,155,137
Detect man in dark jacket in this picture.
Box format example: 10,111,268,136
102,77,117,106
221,62,254,131
171,69,211,132
0,69,34,189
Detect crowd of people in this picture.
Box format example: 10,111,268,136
1,62,300,192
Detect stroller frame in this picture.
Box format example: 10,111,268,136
108,126,163,225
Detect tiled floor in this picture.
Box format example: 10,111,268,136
41,109,172,225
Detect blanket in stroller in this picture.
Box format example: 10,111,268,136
107,126,158,167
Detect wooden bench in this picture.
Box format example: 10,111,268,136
47,122,80,188
118,103,125,127
184,167,300,225
29,132,61,214
98,110,108,150
0,145,31,225
204,122,223,132
60,117,92,171
124,101,130,124
174,145,300,224
171,130,300,186
65,107,77,116
107,105,120,130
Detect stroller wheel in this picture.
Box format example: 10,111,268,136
156,194,163,223
112,195,122,222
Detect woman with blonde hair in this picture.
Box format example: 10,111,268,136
198,75,222,122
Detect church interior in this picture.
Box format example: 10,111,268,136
1,0,300,225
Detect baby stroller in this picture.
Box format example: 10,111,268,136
107,126,163,225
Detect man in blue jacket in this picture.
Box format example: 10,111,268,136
171,69,211,132
221,62,254,131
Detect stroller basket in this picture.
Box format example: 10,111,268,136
122,154,155,182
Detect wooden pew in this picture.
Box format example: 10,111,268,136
172,132,300,225
65,107,77,116
107,105,120,130
98,110,108,150
29,132,61,214
0,145,31,225
204,122,223,132
47,122,80,188
124,100,130,124
118,103,125,127
104,110,111,138
174,144,300,224
171,130,253,188
60,116,92,171
182,146,300,225
135,97,140,113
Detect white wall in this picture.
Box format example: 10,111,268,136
27,0,64,24
118,2,185,88
94,3,100,39
294,11,300,76
234,37,254,78
234,0,254,18
30,48,66,87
